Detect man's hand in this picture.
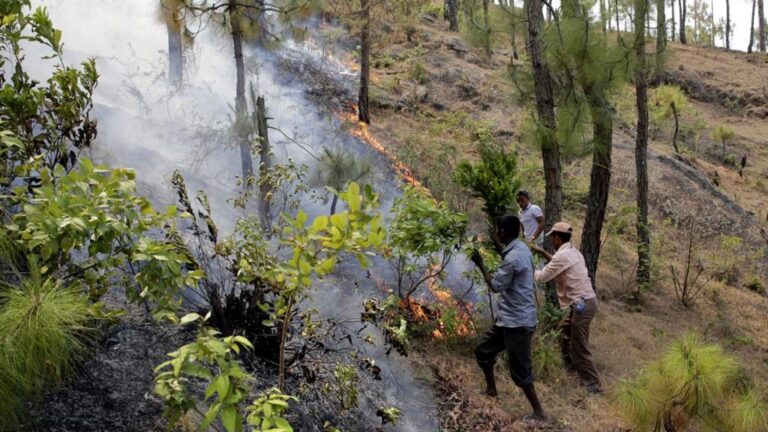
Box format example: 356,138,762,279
529,243,545,255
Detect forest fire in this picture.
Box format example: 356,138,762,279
425,270,475,339
337,107,424,190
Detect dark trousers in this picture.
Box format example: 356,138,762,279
559,297,600,387
475,326,535,387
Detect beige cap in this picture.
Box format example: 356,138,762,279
546,221,573,236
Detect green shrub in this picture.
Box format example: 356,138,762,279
410,59,428,84
532,330,563,382
746,276,765,293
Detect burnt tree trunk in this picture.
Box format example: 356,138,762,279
749,0,757,53
581,90,613,290
229,0,254,180
359,0,371,124
636,0,652,295
447,0,459,31
679,0,687,44
255,96,272,231
526,0,562,306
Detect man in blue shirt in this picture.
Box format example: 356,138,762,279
471,215,546,421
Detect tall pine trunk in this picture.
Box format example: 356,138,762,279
759,0,766,52
256,96,272,231
671,0,676,41
636,0,651,296
359,0,371,123
656,0,666,83
725,0,730,49
600,0,608,32
749,0,757,53
229,1,254,180
581,89,613,290
525,0,562,305
447,0,459,31
482,0,492,58
679,0,687,44
166,18,183,84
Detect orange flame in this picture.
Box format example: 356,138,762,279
422,266,476,339
337,107,425,190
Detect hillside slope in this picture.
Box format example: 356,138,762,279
347,14,768,431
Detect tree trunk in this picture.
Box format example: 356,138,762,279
166,17,183,84
759,0,766,52
256,96,272,231
615,0,621,34
672,104,680,153
526,0,562,306
679,0,687,44
725,0,730,49
671,0,676,41
647,2,652,38
656,0,666,83
600,0,608,32
330,194,339,215
359,0,371,124
229,1,254,180
483,0,492,58
749,0,757,53
581,90,613,290
636,0,652,296
447,0,459,31
656,0,674,82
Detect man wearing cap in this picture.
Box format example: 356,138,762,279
531,222,602,394
516,190,545,244
471,215,547,421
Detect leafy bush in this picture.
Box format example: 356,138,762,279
454,130,520,223
615,333,767,432
388,186,467,300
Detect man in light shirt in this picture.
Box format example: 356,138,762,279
471,215,547,421
531,222,602,394
516,190,544,244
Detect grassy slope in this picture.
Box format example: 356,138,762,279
347,13,768,432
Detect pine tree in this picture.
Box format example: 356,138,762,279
749,0,757,53
635,0,651,297
656,0,666,82
726,0,731,49
680,0,688,43
359,0,371,123
759,0,766,51
547,0,626,288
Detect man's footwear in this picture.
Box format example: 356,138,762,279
521,412,547,423
585,383,603,394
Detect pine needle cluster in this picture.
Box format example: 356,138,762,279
0,255,95,429
615,333,768,431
